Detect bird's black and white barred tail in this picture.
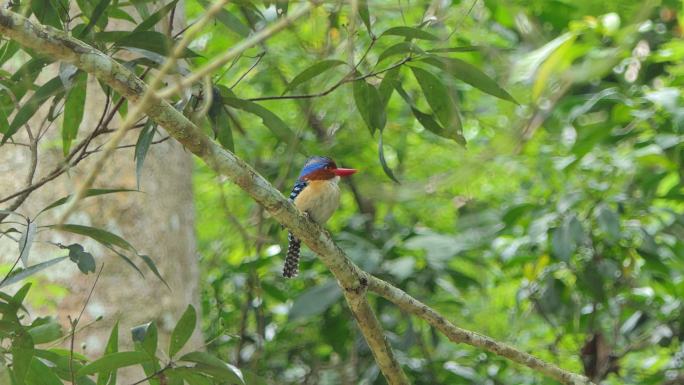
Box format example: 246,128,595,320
283,232,301,278
283,179,307,278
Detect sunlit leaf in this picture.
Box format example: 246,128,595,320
18,219,37,267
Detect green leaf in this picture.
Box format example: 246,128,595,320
131,322,157,357
381,26,439,41
166,368,212,385
62,72,87,155
18,220,37,267
353,78,385,135
358,0,372,35
551,216,584,261
25,357,63,385
208,97,234,152
97,322,119,385
222,97,293,142
283,60,347,95
179,352,244,385
410,66,461,130
28,320,62,344
378,131,400,183
289,280,342,320
77,352,152,377
421,56,518,104
0,257,67,289
134,120,157,189
377,42,422,64
378,67,400,107
4,77,64,143
11,332,34,385
67,244,96,274
169,305,197,358
138,255,168,288
596,205,620,241
39,188,136,215
198,0,250,37
395,83,464,144
80,0,111,37
54,224,135,251
133,0,179,33
426,46,479,53
98,31,197,58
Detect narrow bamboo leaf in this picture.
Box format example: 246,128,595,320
395,83,465,144
97,322,119,385
77,352,152,377
18,220,37,267
198,0,249,37
378,132,400,183
100,31,197,58
379,67,400,107
0,257,67,289
54,224,135,251
532,34,576,101
80,0,111,37
131,322,157,357
26,357,63,385
134,120,156,189
179,352,244,385
222,97,293,142
133,0,180,32
289,280,342,320
353,78,385,135
208,95,234,151
283,60,347,95
4,77,64,143
62,73,87,155
358,0,372,35
410,66,460,129
377,42,422,64
28,320,62,344
169,305,197,358
381,26,439,41
426,46,479,53
421,56,518,104
138,255,168,288
108,8,136,23
39,189,136,215
103,245,144,278
11,333,34,385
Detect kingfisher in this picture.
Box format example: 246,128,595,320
283,156,357,278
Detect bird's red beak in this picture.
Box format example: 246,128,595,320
332,168,357,177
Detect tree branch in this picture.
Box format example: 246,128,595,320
366,275,594,385
0,8,594,385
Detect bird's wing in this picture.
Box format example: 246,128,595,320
289,179,308,201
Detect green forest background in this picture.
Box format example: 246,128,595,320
0,0,682,384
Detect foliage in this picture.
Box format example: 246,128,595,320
0,0,681,384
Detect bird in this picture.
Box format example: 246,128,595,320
283,156,357,278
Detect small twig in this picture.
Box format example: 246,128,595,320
366,275,595,385
247,57,411,102
69,264,105,384
156,2,314,99
230,52,265,89
128,363,173,385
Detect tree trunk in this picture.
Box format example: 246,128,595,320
0,2,200,382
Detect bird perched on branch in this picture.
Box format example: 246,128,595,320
283,156,357,278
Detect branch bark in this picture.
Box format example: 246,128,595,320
0,8,594,385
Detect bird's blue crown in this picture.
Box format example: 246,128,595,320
298,156,335,179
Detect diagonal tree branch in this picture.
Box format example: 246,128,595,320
0,8,594,385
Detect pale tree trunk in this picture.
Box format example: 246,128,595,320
0,1,200,382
